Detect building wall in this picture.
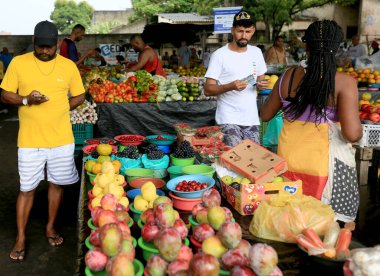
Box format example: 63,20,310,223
0,34,135,56
360,0,380,39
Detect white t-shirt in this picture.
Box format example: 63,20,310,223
205,44,267,126
347,44,366,59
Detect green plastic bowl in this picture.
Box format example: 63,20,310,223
182,164,215,178
138,237,190,261
152,168,168,179
219,269,229,275
129,203,142,222
85,236,137,250
87,217,134,230
137,218,144,229
85,259,144,276
167,165,185,179
170,154,195,166
125,168,154,183
86,171,97,183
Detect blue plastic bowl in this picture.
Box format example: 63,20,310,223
166,174,215,199
146,134,176,146
126,188,165,200
157,145,171,154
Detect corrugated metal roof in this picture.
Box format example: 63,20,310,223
158,13,213,24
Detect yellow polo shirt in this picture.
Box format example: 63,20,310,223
1,52,85,148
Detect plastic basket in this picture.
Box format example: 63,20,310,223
72,124,93,145
356,124,380,148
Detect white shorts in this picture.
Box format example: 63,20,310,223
18,143,79,192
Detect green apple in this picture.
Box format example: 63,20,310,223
221,175,233,185
233,177,242,184
240,178,251,185
272,176,284,183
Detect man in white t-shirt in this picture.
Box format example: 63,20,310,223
204,10,268,147
347,35,366,66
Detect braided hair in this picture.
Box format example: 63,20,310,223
283,20,343,123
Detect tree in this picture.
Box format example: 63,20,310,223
50,0,94,34
89,21,122,34
243,0,357,42
130,0,194,23
193,0,221,15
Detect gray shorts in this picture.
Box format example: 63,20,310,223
219,124,260,147
18,143,79,192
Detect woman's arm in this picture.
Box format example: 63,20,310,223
259,79,282,122
336,73,363,142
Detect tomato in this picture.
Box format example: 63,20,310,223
128,76,137,82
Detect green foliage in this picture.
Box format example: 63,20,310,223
131,0,194,22
244,0,357,41
193,0,220,15
89,21,122,34
50,0,94,34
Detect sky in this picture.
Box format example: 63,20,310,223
0,0,132,35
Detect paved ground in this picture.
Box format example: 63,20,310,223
0,106,379,276
0,107,80,276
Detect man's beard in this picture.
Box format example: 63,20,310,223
34,51,56,61
236,39,248,48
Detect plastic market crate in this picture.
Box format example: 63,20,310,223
357,124,380,148
72,124,93,146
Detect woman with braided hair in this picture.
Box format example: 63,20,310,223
260,20,362,222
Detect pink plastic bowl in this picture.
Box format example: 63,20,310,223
168,191,202,211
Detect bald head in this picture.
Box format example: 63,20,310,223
130,34,145,51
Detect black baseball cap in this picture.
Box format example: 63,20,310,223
34,21,58,46
233,10,256,27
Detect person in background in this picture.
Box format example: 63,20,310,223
260,20,362,221
265,35,287,65
126,34,166,77
161,51,170,66
59,24,93,65
169,50,179,65
84,48,106,66
370,41,379,56
0,47,13,71
1,20,86,261
190,48,199,66
202,48,211,68
204,10,268,147
347,35,366,66
178,41,191,67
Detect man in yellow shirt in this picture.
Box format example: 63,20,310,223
1,21,85,261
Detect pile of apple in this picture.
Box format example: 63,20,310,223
358,92,380,123
85,194,135,274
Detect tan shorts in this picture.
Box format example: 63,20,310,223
18,143,79,192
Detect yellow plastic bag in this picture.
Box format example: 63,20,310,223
249,192,335,243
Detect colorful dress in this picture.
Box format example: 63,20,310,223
277,74,338,200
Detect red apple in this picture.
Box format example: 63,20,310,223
369,113,380,122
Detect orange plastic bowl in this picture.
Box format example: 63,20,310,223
129,177,166,189
168,191,202,211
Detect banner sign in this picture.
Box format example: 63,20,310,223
213,6,243,34
99,44,125,65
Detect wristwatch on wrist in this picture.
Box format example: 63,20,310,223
22,97,28,106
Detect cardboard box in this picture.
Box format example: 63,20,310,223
219,139,287,184
220,176,302,216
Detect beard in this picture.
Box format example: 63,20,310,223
34,51,56,61
236,38,248,48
